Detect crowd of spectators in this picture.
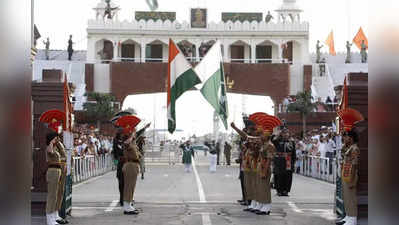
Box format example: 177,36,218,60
72,124,113,157
293,125,343,174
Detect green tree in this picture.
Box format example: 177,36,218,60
83,92,117,128
287,91,317,136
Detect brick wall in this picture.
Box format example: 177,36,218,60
108,62,291,105
277,112,337,135
85,64,94,92
303,65,312,91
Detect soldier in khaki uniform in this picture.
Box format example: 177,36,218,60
45,132,62,225
336,130,360,225
336,107,364,225
231,122,262,212
122,132,142,215
255,129,276,215
54,136,69,224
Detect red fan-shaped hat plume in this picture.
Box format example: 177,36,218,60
249,112,282,132
115,115,141,134
337,108,364,131
39,109,65,132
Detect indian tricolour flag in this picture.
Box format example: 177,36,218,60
167,39,201,134
194,40,229,129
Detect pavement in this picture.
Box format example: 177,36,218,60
36,154,338,225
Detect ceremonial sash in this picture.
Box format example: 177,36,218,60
342,162,352,183
285,155,292,171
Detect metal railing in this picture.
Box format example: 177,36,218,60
298,155,337,184
72,153,115,184
87,57,294,64
143,144,181,165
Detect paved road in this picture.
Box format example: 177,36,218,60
68,155,336,225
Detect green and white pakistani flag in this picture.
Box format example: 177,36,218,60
194,40,229,129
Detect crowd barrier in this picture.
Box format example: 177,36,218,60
143,144,181,165
298,155,338,184
72,153,115,184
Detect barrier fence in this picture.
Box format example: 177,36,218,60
72,153,115,184
298,155,338,184
143,144,181,165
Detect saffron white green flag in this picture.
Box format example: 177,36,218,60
194,41,229,129
167,39,201,134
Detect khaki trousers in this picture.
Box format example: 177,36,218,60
56,165,67,210
46,168,61,214
342,181,357,217
244,171,256,200
122,162,139,202
255,172,272,204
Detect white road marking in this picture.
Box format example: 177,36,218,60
105,200,119,212
164,174,169,177
287,201,303,213
201,213,212,225
191,156,212,225
191,156,206,203
224,174,231,177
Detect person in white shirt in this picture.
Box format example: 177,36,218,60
318,137,327,158
320,126,329,138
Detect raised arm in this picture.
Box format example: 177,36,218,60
136,122,151,138
230,122,248,139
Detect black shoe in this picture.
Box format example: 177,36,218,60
256,211,270,215
141,174,144,180
240,202,249,206
336,221,346,225
277,192,283,196
251,209,260,213
56,219,68,224
243,208,252,212
124,210,139,215
237,199,245,203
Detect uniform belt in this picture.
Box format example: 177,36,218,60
48,165,61,169
127,159,140,163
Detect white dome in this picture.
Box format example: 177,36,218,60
96,0,118,9
277,0,302,11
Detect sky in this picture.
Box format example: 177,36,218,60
34,0,368,52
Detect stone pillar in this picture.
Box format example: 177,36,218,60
141,41,146,63
251,43,256,63
196,44,200,62
278,43,283,62
32,82,65,216
86,37,96,62
113,41,119,61
222,43,229,62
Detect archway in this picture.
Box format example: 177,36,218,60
95,39,114,62
229,40,250,63
256,40,279,63
146,39,168,62
120,39,141,62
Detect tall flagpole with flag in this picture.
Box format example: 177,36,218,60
352,27,368,50
194,40,229,129
325,30,336,56
167,39,201,134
